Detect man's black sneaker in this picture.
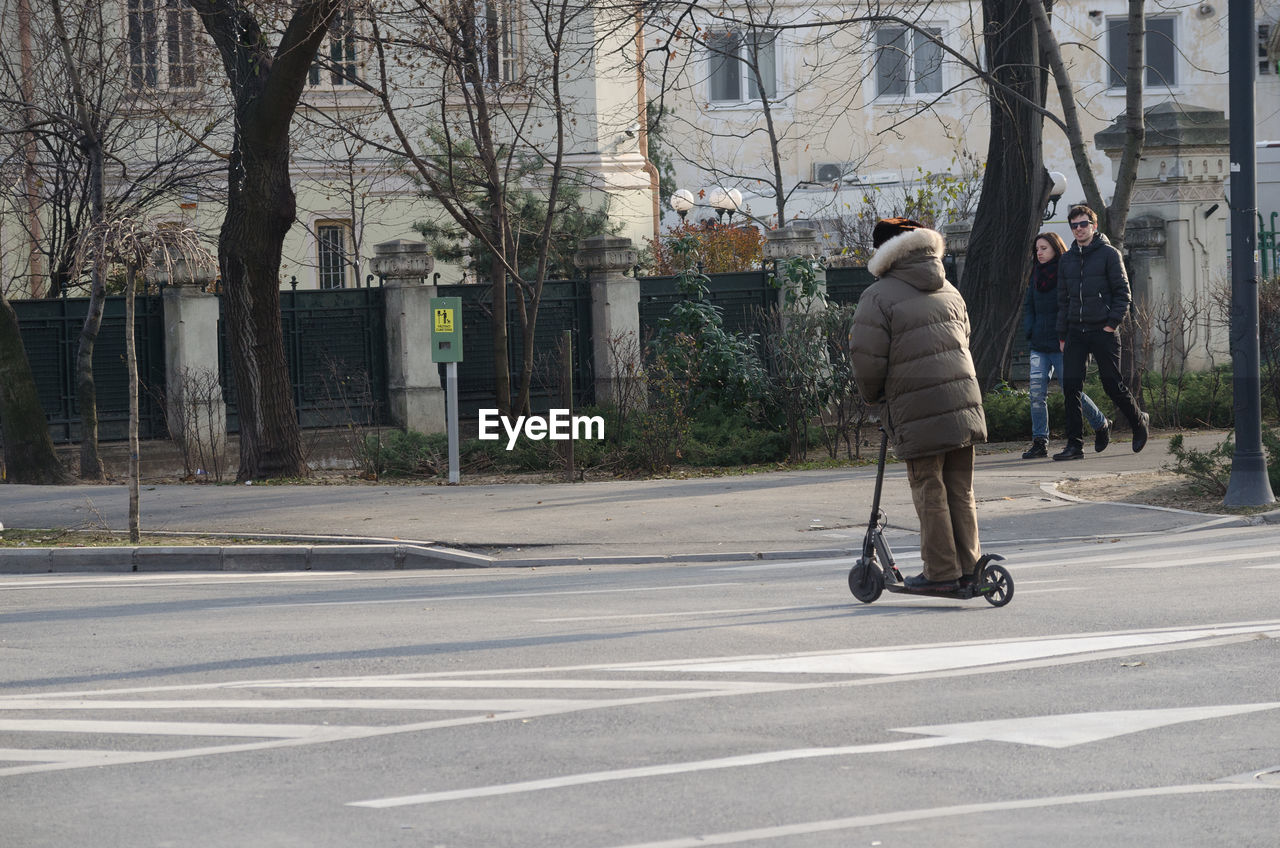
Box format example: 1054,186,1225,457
1094,419,1112,453
1053,441,1084,461
905,573,959,590
958,572,977,588
1022,439,1048,459
1132,411,1151,453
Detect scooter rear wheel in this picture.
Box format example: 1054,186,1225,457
981,563,1014,607
849,558,884,603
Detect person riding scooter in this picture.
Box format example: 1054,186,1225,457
848,218,988,590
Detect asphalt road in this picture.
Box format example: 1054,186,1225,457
2,521,1278,846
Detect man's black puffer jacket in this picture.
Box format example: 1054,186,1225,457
1055,233,1131,338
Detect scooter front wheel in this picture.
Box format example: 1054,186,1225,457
981,562,1014,607
849,558,884,603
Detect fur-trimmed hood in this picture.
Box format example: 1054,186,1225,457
867,226,946,285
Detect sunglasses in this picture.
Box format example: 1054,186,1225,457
1069,221,1093,230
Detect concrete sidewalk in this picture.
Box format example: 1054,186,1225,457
0,430,1265,573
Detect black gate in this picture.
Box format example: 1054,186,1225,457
218,287,389,432
11,295,167,443
437,278,594,419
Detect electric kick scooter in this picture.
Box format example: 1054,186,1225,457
848,429,1014,607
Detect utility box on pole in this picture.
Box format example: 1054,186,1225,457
430,297,463,363
430,296,463,483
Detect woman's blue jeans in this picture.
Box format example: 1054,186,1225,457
1028,349,1106,440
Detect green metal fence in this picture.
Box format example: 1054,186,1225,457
437,277,594,419
218,287,389,432
1261,212,1279,278
11,295,168,443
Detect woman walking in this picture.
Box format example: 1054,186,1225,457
1021,232,1109,459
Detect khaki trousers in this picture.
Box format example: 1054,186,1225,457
904,446,981,581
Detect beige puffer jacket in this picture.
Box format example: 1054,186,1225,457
849,227,987,460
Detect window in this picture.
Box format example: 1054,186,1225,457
316,222,352,290
1107,16,1177,88
479,1,519,84
309,6,359,86
707,29,777,103
1261,24,1275,76
875,26,942,98
128,0,199,89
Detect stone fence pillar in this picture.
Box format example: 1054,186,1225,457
941,219,972,284
372,240,445,434
1096,103,1231,369
763,226,824,309
575,235,639,409
162,283,226,474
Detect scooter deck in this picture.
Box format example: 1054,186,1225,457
882,581,986,601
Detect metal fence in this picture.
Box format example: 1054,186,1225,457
1261,212,1280,278
11,295,168,443
437,277,594,419
638,270,779,339
218,287,389,432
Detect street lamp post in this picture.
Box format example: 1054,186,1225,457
1044,171,1067,220
1224,0,1275,506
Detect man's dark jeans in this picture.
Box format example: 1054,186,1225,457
1062,328,1142,443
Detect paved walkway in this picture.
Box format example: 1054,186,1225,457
0,430,1267,572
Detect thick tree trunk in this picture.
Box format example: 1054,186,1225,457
491,254,511,415
0,294,71,484
75,140,107,481
125,269,140,542
958,0,1050,391
75,283,107,480
222,138,306,482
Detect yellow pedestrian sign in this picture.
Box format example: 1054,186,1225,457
434,307,454,334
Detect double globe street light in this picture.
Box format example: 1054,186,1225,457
670,186,744,223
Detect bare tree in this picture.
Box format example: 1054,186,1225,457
186,0,345,480
76,217,213,540
0,0,223,478
326,0,625,415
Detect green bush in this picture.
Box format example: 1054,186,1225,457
682,408,789,466
1140,366,1233,429
1165,427,1280,497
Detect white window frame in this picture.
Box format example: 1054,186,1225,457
706,28,779,105
478,0,520,84
316,221,353,290
308,4,360,88
1107,15,1178,90
873,24,944,100
127,0,200,91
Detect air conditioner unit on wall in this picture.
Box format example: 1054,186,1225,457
812,162,857,184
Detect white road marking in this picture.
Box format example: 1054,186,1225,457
0,698,587,712
1104,549,1279,569
257,582,744,609
897,703,1280,748
600,783,1269,848
536,606,835,623
4,620,1277,778
349,703,1280,809
625,623,1280,675
0,719,379,738
348,737,963,808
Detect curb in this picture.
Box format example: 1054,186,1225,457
0,543,494,574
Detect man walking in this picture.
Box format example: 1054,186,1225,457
1054,205,1149,460
849,218,987,590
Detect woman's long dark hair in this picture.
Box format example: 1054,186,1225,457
1034,231,1068,260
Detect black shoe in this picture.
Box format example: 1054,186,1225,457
1022,438,1048,459
1052,441,1084,461
1094,419,1111,453
958,571,977,588
905,572,959,590
1132,412,1150,453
